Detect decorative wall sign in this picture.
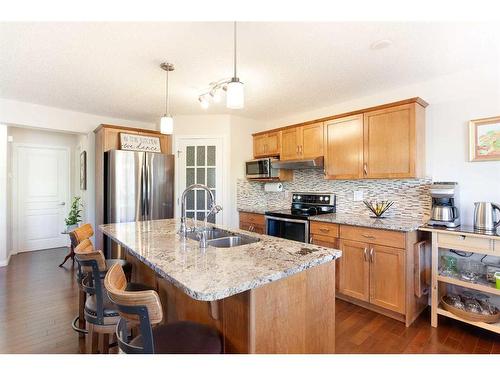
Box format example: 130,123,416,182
120,133,162,153
469,116,500,161
80,151,87,190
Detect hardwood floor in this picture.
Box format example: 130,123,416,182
0,249,498,354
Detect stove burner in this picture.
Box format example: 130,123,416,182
265,192,336,220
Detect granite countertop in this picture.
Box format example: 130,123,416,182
100,219,341,302
309,213,425,232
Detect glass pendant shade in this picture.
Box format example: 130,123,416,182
160,115,173,134
226,80,244,109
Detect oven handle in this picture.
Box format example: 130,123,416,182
265,216,310,243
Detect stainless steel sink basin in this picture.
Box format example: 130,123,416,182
207,235,260,248
186,227,235,241
186,227,260,248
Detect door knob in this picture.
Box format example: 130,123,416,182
59,202,66,206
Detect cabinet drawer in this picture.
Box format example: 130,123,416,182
310,233,338,248
340,225,405,248
240,221,265,235
239,212,265,226
438,233,493,253
310,221,339,238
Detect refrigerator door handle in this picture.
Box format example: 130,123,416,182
145,160,151,218
140,161,147,219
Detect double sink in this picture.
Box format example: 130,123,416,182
186,227,260,248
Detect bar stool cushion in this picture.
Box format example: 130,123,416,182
129,321,222,354
84,293,120,325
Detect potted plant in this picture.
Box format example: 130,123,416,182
65,196,83,231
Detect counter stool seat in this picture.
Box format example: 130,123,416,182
129,321,222,354
84,293,120,326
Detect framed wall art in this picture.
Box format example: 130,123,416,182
80,150,87,190
469,116,500,162
119,133,162,153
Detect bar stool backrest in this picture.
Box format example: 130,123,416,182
70,224,94,245
104,263,163,354
74,239,107,274
74,255,106,325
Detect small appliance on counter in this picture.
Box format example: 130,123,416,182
265,192,336,243
427,182,460,228
473,202,500,232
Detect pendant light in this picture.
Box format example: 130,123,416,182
226,22,244,109
160,62,174,134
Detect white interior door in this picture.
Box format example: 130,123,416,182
176,138,223,224
14,144,70,252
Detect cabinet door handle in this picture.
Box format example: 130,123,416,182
319,228,330,233
370,248,374,263
310,235,314,244
362,234,375,239
363,163,368,175
363,248,368,262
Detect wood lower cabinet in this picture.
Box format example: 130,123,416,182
253,131,280,158
339,240,370,302
239,212,265,235
369,245,406,314
309,221,429,326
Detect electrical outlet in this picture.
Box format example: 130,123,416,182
353,190,364,202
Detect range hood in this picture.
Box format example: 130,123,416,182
271,156,324,170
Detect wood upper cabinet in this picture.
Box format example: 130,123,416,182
280,128,300,160
324,115,364,179
253,131,280,158
363,103,425,179
280,122,324,161
301,122,324,159
339,239,370,302
369,245,406,314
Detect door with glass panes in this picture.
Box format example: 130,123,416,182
176,138,223,224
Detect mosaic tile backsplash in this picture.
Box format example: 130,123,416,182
237,169,432,220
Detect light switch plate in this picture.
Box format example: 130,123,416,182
353,190,364,201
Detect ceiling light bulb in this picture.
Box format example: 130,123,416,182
160,115,173,134
226,79,244,109
199,96,209,109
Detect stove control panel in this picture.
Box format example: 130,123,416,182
292,193,336,206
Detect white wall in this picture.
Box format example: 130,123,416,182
0,99,156,266
0,98,156,134
0,125,8,266
264,66,500,225
172,114,265,228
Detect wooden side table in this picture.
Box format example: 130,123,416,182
59,229,76,267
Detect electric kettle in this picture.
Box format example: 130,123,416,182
473,202,500,232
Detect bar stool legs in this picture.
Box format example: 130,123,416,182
88,323,116,354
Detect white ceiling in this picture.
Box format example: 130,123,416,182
0,22,498,123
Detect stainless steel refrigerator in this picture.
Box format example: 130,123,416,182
104,150,174,257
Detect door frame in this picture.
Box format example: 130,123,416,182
173,135,228,225
11,143,71,254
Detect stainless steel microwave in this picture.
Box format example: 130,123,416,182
245,158,279,179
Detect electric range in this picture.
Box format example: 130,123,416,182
265,192,336,243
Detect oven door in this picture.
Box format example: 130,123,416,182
265,216,309,243
246,159,271,179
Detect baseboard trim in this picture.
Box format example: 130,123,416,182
0,253,12,267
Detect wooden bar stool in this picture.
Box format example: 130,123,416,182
105,263,222,354
73,238,153,341
70,224,133,336
75,251,119,354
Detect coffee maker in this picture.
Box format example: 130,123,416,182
427,182,460,228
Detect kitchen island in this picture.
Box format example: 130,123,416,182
100,219,341,353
